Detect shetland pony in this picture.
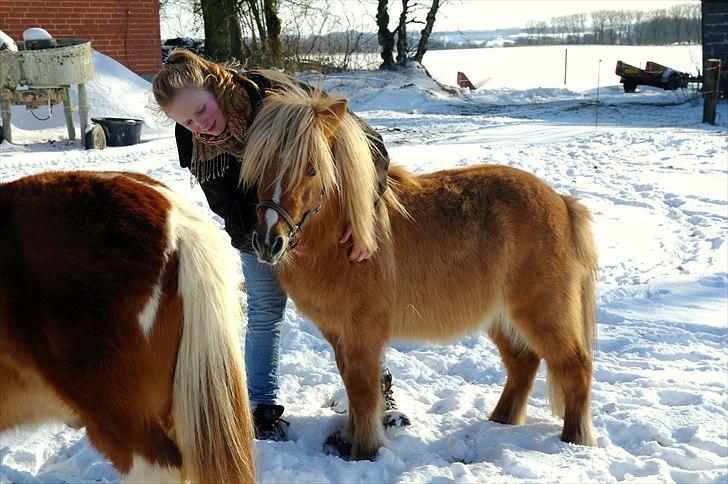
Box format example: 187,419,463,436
239,87,598,460
0,171,254,483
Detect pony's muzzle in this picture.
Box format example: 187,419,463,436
251,229,287,265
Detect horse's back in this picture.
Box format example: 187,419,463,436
387,163,594,340
3,171,171,303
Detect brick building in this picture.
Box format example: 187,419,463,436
702,0,728,97
0,0,161,78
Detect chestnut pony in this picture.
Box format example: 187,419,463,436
0,171,254,483
240,86,598,460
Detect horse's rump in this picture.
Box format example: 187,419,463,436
375,163,586,341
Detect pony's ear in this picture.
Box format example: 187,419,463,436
316,99,348,138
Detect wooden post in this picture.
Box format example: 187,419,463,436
595,59,601,130
564,48,568,86
78,82,89,148
61,86,76,141
0,92,12,144
703,59,721,125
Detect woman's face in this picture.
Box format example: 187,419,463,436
165,86,228,136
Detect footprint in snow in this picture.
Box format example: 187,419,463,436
658,389,703,406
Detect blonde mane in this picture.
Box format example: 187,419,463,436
240,83,390,253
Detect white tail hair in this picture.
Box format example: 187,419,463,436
161,188,255,483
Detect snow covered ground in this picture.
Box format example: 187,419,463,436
1,48,726,483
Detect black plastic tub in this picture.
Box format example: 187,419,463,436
91,117,144,147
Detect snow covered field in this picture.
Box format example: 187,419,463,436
1,46,726,483
424,44,703,92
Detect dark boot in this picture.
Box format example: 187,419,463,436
381,369,411,428
252,404,290,441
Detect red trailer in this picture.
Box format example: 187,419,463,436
615,60,693,92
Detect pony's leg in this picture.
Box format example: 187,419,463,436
544,345,596,446
487,327,541,425
329,321,389,460
321,329,354,437
84,418,182,478
509,309,596,446
123,455,182,484
0,360,76,431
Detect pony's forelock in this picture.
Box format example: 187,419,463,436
240,88,337,194
240,86,384,252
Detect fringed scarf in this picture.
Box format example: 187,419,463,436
189,73,254,184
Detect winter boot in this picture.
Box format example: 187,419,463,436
252,403,290,441
381,369,411,428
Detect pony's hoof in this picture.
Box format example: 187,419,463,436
383,409,411,428
350,444,379,461
323,429,352,459
561,426,597,447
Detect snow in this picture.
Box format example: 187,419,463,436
21,28,52,42
1,45,727,483
424,44,702,93
0,30,18,52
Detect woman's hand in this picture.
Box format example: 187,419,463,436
339,226,378,262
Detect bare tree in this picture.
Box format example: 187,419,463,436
686,4,701,43
591,10,608,44
669,4,686,43
281,0,376,71
565,13,586,43
632,10,645,44
263,0,283,64
396,0,409,65
376,0,442,70
160,0,204,38
201,0,243,61
525,20,536,45
376,0,396,69
413,0,441,63
550,16,567,42
526,3,698,47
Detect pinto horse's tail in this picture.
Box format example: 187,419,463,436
164,189,255,483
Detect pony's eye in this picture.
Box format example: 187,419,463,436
307,168,317,177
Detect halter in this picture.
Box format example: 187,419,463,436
256,189,324,249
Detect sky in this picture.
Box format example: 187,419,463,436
161,0,701,39
340,0,701,32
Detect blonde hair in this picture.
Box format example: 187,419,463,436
239,84,401,255
151,49,250,120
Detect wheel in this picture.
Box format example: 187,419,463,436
623,80,637,93
666,73,680,90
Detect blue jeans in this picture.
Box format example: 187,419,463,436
241,252,287,406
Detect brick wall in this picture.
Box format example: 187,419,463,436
0,0,161,77
702,0,728,97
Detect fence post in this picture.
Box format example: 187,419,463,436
564,48,568,85
703,59,721,125
595,59,601,129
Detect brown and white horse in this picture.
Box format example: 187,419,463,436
239,86,599,460
0,171,254,483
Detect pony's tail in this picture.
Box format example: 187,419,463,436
547,196,598,418
563,195,598,356
167,192,255,484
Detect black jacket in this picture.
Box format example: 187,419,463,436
175,71,390,253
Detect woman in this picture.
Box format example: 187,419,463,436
152,49,402,441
